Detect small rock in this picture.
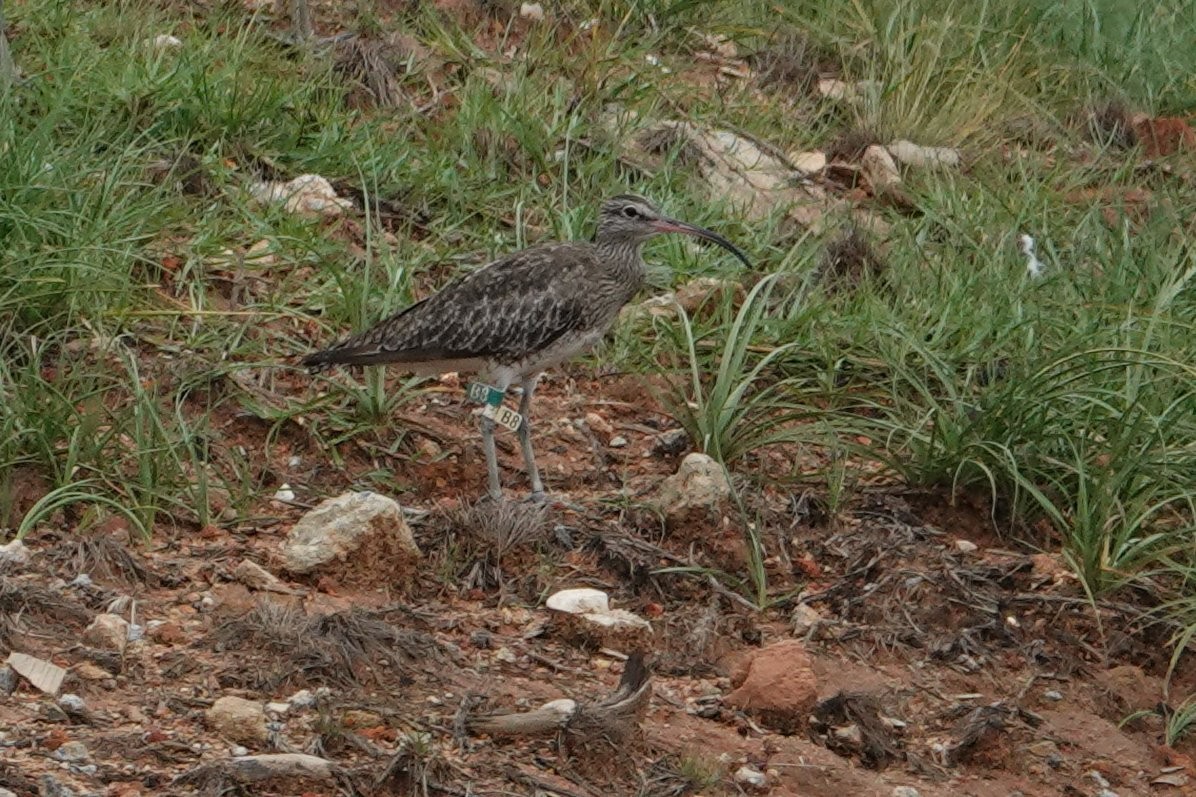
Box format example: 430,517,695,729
6,653,65,695
518,2,544,21
58,694,87,714
229,745,249,757
287,689,318,709
37,774,76,797
283,491,420,577
609,435,628,448
151,34,182,50
887,140,961,169
891,787,921,797
83,613,129,653
734,765,768,791
0,788,16,797
547,588,610,615
0,538,30,566
52,741,89,763
791,604,822,636
233,559,295,593
1044,689,1063,701
653,428,690,457
248,174,354,219
861,144,901,190
272,484,295,502
653,452,731,520
147,621,186,645
674,276,742,316
206,696,268,746
265,702,291,716
341,709,383,729
494,647,518,664
725,640,818,721
0,666,16,694
584,412,613,437
954,539,979,553
790,151,827,175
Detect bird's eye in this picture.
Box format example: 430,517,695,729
622,206,639,218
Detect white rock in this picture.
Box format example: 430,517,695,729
283,491,419,574
547,588,610,615
266,702,291,716
83,614,130,653
287,689,318,709
53,741,90,762
887,140,961,169
0,539,30,566
891,787,921,797
58,694,87,713
519,2,544,21
151,34,182,50
862,144,901,190
734,765,768,790
654,452,731,518
790,150,827,175
229,745,249,757
248,174,354,219
206,696,268,745
954,539,979,553
609,435,628,448
273,484,295,502
791,603,822,636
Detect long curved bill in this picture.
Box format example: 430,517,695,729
652,218,753,268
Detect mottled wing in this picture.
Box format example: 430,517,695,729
303,243,595,369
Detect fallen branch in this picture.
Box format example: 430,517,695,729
468,651,651,740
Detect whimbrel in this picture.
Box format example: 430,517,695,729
303,194,750,501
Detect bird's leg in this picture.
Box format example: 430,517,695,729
480,415,502,501
517,376,545,501
476,375,513,502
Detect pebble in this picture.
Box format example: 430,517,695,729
58,694,87,714
519,2,544,21
494,647,518,663
0,666,17,695
734,765,768,790
1044,689,1063,701
266,702,291,716
609,435,628,448
892,788,921,797
53,741,90,763
229,745,249,756
273,484,295,502
954,539,979,553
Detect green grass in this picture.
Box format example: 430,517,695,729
3,0,1196,638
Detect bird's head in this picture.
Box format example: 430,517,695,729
596,194,752,267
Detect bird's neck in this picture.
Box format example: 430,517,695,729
595,237,648,287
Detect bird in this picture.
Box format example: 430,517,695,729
303,194,751,502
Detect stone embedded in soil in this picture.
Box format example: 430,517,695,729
206,696,269,746
83,613,130,653
886,140,962,169
861,144,901,191
0,665,16,695
545,588,653,652
282,491,420,578
653,452,731,520
734,764,768,791
52,741,90,763
724,639,818,722
0,538,30,566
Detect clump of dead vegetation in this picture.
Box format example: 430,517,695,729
1084,99,1139,149
751,30,839,95
818,225,887,290
422,499,552,592
211,600,440,689
825,126,884,163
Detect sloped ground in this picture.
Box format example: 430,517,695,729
1,371,1194,796
4,0,1196,795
